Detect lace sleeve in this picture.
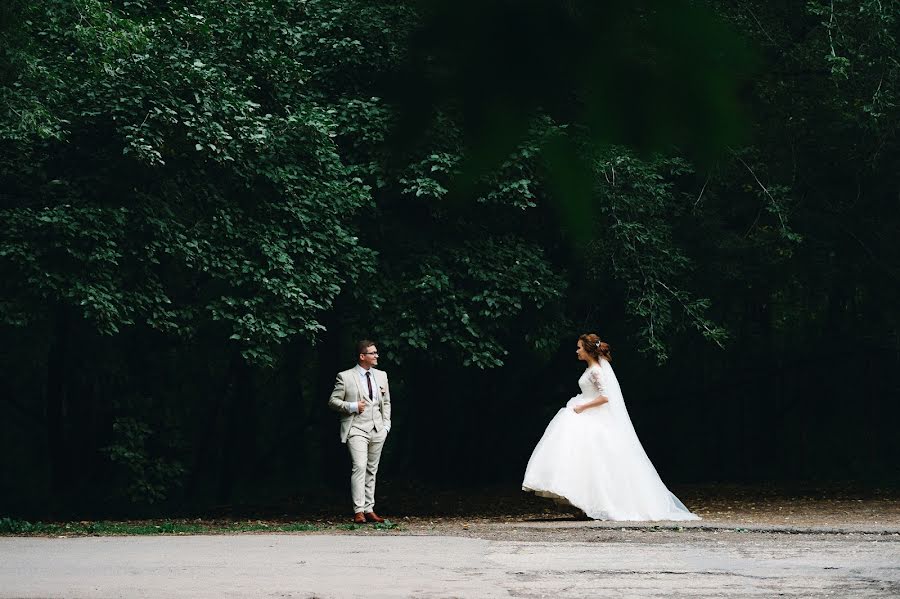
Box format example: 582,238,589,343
588,365,605,395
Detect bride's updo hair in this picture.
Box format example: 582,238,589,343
579,333,612,362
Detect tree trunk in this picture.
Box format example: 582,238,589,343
315,300,347,491
185,350,229,506
217,354,256,504
45,306,70,506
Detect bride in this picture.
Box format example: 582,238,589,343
522,333,699,521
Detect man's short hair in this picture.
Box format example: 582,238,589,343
356,339,377,356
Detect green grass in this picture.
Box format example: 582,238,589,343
336,520,399,531
0,516,399,536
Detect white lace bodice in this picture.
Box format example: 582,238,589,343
577,362,605,397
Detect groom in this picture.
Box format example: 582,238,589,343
327,339,392,523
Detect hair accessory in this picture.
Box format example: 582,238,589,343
595,340,601,347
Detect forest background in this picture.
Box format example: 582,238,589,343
1,0,898,518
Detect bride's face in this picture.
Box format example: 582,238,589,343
576,340,588,361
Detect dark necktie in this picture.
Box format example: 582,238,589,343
365,371,373,401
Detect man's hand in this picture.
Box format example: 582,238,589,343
357,401,367,413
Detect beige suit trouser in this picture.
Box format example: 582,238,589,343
347,428,387,513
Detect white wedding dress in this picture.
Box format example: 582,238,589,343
522,359,699,521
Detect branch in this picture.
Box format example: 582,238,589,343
693,173,711,211
744,6,776,45
828,0,837,59
840,225,900,283
730,148,789,235
654,278,725,349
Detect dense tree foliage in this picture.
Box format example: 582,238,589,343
1,0,897,517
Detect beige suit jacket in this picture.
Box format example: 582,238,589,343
327,366,392,443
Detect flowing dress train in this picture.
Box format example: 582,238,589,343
522,360,699,521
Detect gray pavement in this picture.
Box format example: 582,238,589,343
2,530,899,598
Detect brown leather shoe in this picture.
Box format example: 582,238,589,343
364,511,385,523
353,512,366,524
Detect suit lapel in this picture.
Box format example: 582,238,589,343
350,368,365,401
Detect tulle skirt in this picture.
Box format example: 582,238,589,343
522,395,699,521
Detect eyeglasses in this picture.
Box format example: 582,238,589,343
362,351,379,355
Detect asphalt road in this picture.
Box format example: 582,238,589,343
2,528,899,598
